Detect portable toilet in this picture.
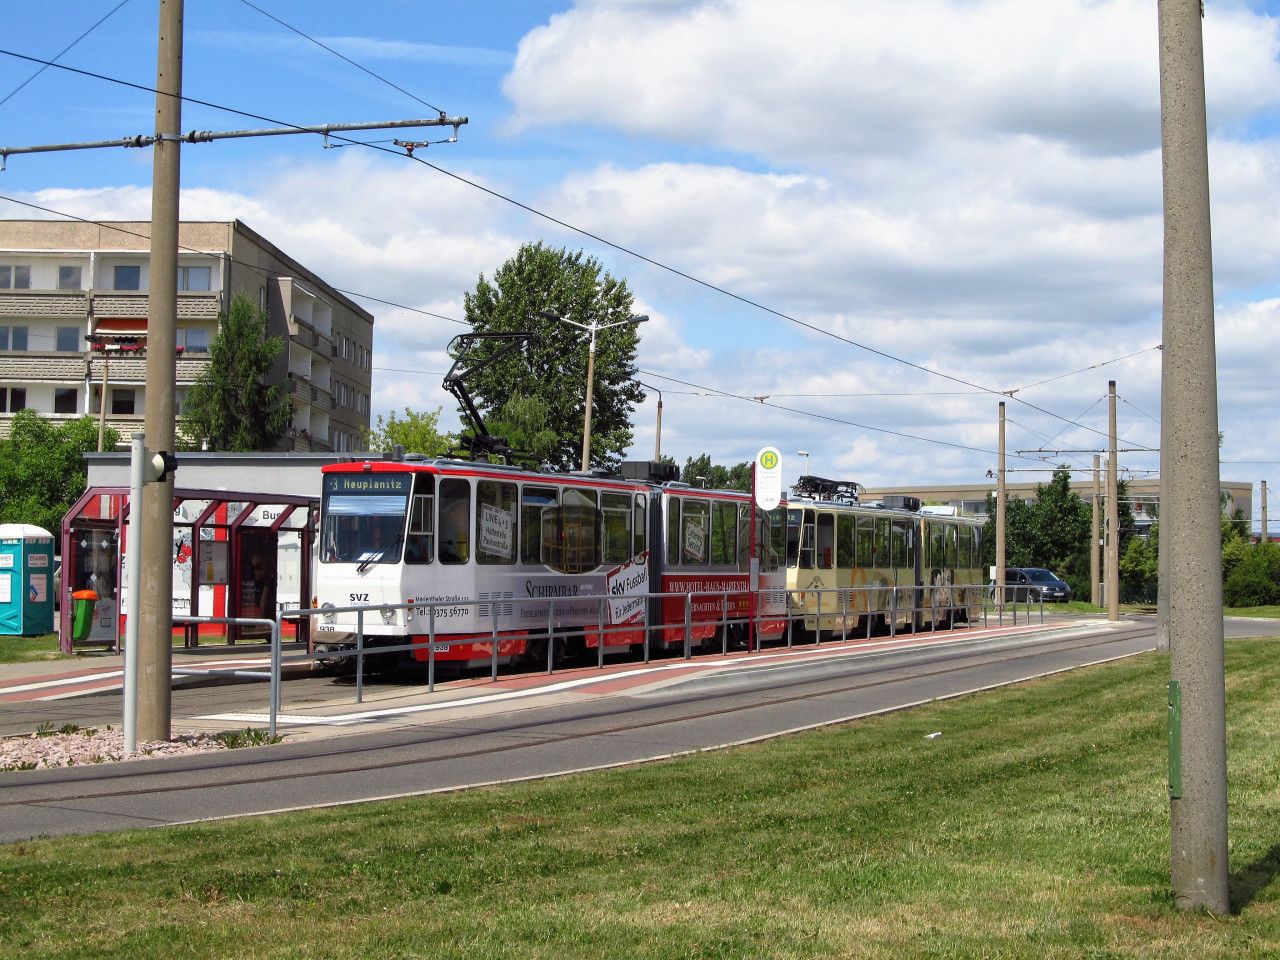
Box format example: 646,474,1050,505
0,523,55,637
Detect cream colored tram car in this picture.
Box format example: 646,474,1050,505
785,492,983,636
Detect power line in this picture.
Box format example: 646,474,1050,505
0,191,1105,467
1007,344,1162,394
0,47,1153,452
236,0,447,116
1120,395,1161,425
0,0,132,110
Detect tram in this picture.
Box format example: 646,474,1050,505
314,457,791,668
784,477,984,636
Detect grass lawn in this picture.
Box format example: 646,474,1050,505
2,641,1279,958
1224,606,1280,619
0,633,68,664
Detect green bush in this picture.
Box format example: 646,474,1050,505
1223,542,1280,607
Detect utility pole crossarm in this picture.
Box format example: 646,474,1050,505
1,116,468,166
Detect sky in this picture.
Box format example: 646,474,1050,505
1,0,1278,508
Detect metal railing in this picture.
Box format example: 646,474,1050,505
174,580,1045,735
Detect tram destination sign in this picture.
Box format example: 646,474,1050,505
324,474,411,495
755,446,783,510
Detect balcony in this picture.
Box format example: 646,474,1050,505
0,290,90,319
91,290,222,320
0,352,87,382
88,354,210,385
287,313,334,358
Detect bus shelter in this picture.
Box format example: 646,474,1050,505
59,486,316,654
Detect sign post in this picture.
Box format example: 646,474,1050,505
752,447,783,653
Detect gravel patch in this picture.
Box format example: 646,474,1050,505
0,727,268,771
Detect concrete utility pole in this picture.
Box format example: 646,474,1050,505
996,402,1006,612
136,0,183,742
1158,0,1229,914
1262,480,1268,543
1091,454,1101,607
1106,381,1120,621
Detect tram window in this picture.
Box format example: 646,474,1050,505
786,509,802,568
439,478,471,564
711,501,737,565
549,488,599,574
769,506,786,572
521,486,557,564
837,514,855,568
320,473,410,565
929,524,946,569
856,517,873,567
602,492,633,564
476,481,518,565
405,477,434,565
957,526,972,569
817,513,835,569
667,498,681,566
889,520,907,570
875,518,890,570
634,495,647,557
798,509,816,569
901,521,916,570
682,499,710,565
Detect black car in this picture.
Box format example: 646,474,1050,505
997,567,1072,603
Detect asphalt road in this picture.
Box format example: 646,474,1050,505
1,615,1272,844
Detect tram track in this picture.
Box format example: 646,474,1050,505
0,621,1155,812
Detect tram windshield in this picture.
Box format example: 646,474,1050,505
321,473,410,565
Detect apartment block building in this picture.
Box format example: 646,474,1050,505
0,219,373,451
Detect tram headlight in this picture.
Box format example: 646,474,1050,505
380,605,397,625
321,602,336,625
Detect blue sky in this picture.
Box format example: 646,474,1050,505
2,0,1279,504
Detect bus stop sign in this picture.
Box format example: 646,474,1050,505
755,447,783,510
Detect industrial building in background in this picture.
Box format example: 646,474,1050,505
0,219,373,452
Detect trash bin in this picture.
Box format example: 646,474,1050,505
70,589,99,641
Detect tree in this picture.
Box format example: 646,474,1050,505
183,293,291,451
981,467,1092,596
462,242,643,470
363,406,455,457
680,454,751,491
0,411,118,534
485,394,560,466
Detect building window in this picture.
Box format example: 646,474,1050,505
58,266,82,290
113,265,141,291
111,388,136,415
177,327,210,353
0,326,29,351
54,388,78,414
56,326,81,352
178,266,211,291
0,265,31,289
0,387,27,412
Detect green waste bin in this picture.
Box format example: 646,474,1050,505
70,589,99,641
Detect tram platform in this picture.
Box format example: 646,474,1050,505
0,641,315,704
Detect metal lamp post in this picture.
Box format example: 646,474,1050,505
635,380,664,460
543,310,647,470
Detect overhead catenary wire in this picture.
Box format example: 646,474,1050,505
236,0,447,116
0,0,133,110
0,47,1157,453
0,191,1136,469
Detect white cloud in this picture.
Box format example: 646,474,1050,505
505,0,1280,163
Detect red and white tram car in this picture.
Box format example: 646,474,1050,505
314,457,788,668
